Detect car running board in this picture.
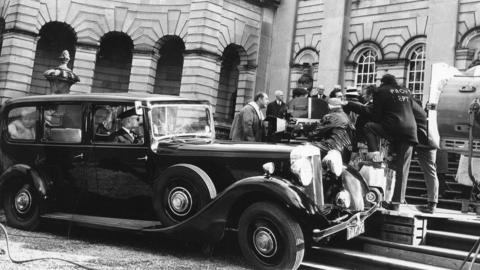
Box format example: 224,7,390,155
41,212,162,231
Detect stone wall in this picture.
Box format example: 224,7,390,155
0,0,272,114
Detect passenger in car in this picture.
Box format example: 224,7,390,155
8,107,37,140
113,108,143,144
95,108,113,135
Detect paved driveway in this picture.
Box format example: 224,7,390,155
0,211,249,270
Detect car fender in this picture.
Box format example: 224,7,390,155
0,164,47,199
143,175,329,242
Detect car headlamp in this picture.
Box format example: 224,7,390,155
290,145,320,186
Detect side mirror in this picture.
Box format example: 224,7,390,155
134,101,144,115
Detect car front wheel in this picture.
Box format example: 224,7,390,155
3,181,41,230
238,202,304,270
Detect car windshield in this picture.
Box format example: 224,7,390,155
151,104,213,141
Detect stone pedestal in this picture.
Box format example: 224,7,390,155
0,31,37,102
70,45,97,93
128,51,157,93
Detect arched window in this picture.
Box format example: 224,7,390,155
216,45,241,122
355,49,377,88
406,44,426,101
153,36,185,95
92,32,133,93
31,22,77,95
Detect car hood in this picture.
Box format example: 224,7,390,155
155,140,295,160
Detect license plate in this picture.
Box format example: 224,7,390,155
346,221,365,240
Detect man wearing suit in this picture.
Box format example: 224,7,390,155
230,92,269,142
113,108,143,144
310,85,329,119
266,90,287,142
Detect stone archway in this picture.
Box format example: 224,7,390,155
30,22,77,95
91,32,133,93
153,35,185,95
216,44,246,123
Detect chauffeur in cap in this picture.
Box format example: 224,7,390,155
113,108,143,144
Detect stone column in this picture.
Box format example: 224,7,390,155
255,7,275,94
424,0,459,103
317,0,352,91
180,0,223,107
70,44,97,93
180,52,221,108
236,66,257,112
128,51,157,94
266,0,298,96
0,31,37,102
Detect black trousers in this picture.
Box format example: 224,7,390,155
364,122,413,203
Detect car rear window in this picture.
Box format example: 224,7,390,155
7,106,38,141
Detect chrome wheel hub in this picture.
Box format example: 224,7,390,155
365,191,377,203
15,189,32,214
168,187,192,216
253,226,277,257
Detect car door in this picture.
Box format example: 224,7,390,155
37,102,95,214
90,103,154,220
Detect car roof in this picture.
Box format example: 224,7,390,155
3,93,208,106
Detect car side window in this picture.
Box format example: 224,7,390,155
42,104,83,143
7,106,38,141
93,104,144,145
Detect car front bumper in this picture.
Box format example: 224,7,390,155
311,202,380,242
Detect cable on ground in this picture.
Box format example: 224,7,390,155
0,222,97,270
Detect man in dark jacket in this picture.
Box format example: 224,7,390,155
230,92,269,142
364,74,418,207
113,108,143,144
310,86,329,119
266,90,287,142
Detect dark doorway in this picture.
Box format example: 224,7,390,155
216,45,241,123
30,22,77,95
153,36,185,96
91,32,133,93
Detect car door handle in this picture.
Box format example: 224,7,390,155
73,153,84,160
137,155,148,161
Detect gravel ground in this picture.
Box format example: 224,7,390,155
0,210,250,270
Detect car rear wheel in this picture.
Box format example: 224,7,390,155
3,181,41,230
153,164,216,227
238,202,304,270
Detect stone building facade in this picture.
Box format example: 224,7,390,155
0,0,479,125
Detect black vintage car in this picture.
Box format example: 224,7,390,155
0,93,380,270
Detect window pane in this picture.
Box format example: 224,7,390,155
8,106,38,140
93,104,144,145
43,104,82,143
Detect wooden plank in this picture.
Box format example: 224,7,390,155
381,231,424,246
383,223,414,234
383,215,415,225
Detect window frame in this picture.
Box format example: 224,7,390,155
39,102,87,145
406,44,426,101
90,102,148,147
4,104,40,143
355,49,378,88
